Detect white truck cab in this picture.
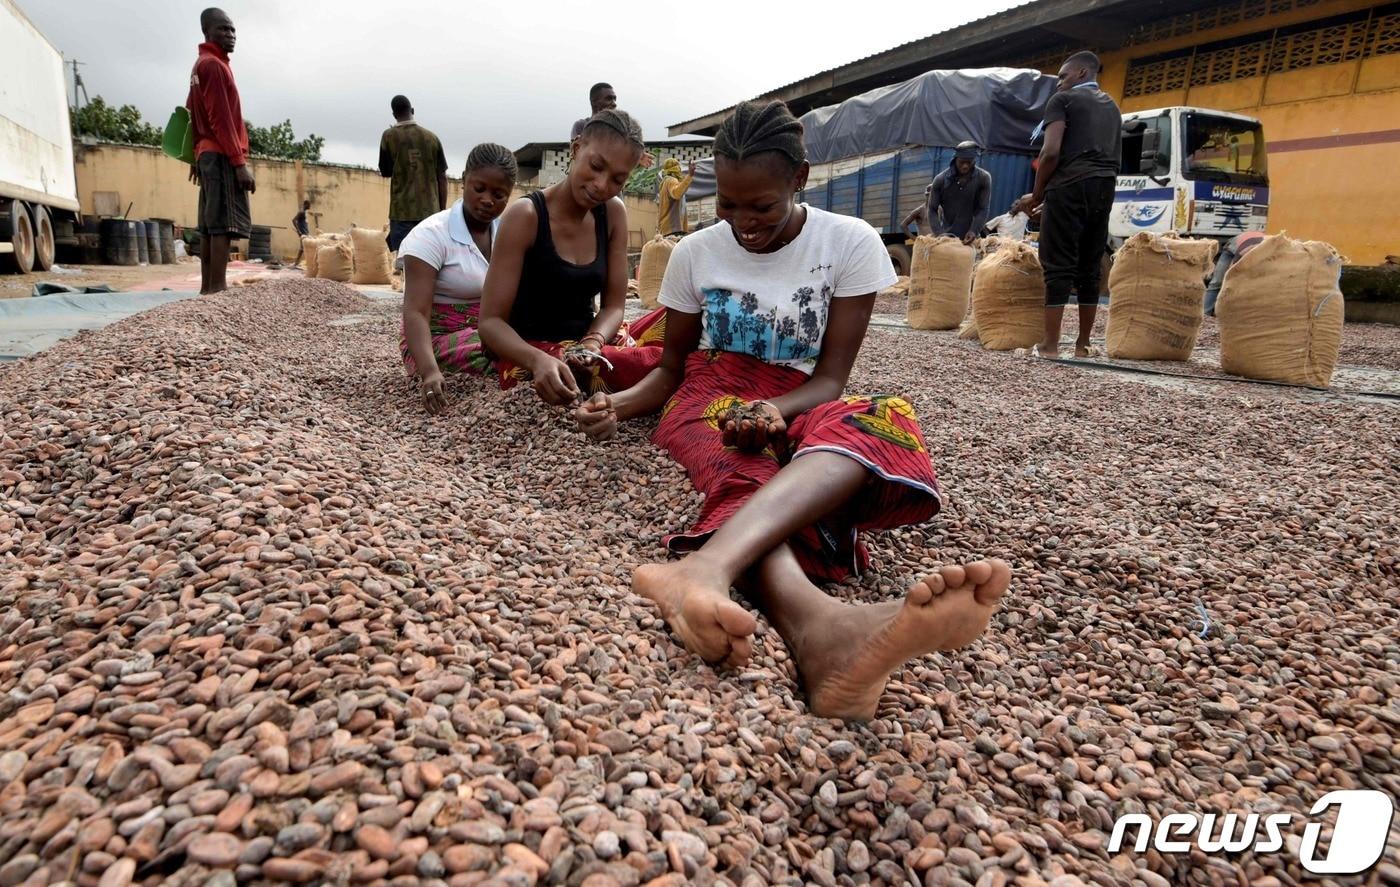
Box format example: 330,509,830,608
1111,107,1268,247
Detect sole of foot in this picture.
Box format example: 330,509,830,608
634,561,757,668
806,559,1011,721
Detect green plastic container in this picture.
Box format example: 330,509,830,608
162,106,195,164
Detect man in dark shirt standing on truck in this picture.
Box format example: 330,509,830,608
379,95,448,265
1014,51,1122,357
188,7,254,295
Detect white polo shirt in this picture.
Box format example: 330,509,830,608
398,200,499,305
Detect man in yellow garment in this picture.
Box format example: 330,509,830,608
657,158,696,236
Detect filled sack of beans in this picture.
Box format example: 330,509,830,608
971,239,1044,350
880,275,911,299
1105,233,1218,360
317,240,354,283
906,235,974,330
1217,234,1345,388
637,234,674,309
350,225,393,285
958,307,979,341
300,236,323,278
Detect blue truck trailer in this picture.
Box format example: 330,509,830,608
798,146,1039,274
684,68,1055,275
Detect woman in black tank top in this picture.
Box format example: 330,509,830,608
480,109,667,405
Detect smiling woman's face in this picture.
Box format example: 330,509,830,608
714,154,809,254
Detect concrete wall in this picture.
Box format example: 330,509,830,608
1080,0,1400,265
73,143,661,260
535,143,713,187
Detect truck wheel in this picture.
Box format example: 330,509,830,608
887,243,912,277
0,201,35,274
32,205,56,272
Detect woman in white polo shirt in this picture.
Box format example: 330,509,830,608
400,143,518,414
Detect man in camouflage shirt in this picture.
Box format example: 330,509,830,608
379,95,448,262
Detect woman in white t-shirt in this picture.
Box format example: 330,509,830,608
573,101,1010,720
400,143,517,414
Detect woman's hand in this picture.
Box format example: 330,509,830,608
419,370,447,416
563,334,609,370
575,392,617,441
530,352,580,405
719,400,786,454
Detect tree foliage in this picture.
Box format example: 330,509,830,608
624,159,660,199
245,119,325,162
70,96,325,162
71,97,161,146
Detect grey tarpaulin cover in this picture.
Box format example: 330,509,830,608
799,68,1056,165
684,68,1053,200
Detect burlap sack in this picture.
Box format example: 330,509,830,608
638,234,674,309
881,275,911,299
1106,233,1218,360
317,240,354,283
350,225,393,285
957,308,979,341
907,236,973,330
971,240,1044,350
301,236,324,278
1217,234,1345,388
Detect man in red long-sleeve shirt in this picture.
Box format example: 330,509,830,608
187,7,254,294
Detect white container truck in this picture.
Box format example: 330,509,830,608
1,0,81,273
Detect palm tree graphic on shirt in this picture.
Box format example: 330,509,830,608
702,286,826,365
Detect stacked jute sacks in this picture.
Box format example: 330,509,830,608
1105,232,1344,387
301,226,394,286
636,234,682,309
1216,234,1346,388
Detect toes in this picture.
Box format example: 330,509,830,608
974,559,1012,605
923,573,946,596
938,564,966,590
724,632,753,669
714,600,758,638
906,580,933,606
963,560,993,586
632,565,668,605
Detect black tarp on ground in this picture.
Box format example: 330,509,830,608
799,67,1056,165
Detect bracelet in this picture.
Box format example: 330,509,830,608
579,332,607,348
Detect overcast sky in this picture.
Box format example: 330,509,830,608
27,0,1028,167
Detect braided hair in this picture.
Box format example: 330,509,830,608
465,142,518,182
581,108,646,154
714,100,806,174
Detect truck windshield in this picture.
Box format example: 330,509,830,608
1183,114,1267,185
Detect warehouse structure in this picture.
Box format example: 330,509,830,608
671,0,1400,264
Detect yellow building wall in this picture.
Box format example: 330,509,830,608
73,144,660,262
1095,0,1400,263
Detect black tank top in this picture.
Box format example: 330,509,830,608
510,190,607,341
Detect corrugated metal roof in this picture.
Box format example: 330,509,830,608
668,0,1107,133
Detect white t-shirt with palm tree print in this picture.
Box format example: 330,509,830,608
658,206,897,375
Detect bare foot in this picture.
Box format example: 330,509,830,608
1014,344,1061,359
1074,344,1102,358
801,560,1011,720
634,559,758,668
